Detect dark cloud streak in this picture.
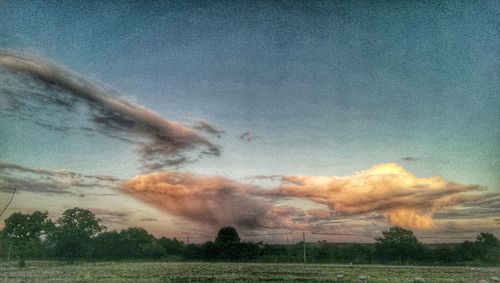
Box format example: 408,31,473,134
0,52,221,170
238,131,260,142
0,161,121,196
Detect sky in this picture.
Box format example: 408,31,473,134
0,0,499,243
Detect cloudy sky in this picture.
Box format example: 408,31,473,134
0,1,499,243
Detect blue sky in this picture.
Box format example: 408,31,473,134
0,1,499,240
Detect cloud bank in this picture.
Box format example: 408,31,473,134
0,52,220,170
121,171,306,230
121,163,493,231
279,163,484,230
2,160,496,235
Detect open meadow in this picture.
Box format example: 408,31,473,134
0,261,499,283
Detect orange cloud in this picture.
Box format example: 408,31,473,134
121,172,305,230
280,163,483,230
384,209,434,230
306,209,331,218
121,164,488,231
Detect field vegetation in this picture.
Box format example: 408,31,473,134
0,261,499,282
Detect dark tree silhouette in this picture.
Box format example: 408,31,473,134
215,226,240,243
375,226,424,264
0,208,498,264
476,232,498,247
92,231,121,259
475,232,499,260
158,237,184,256
456,241,475,261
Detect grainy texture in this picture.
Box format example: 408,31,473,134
0,261,499,282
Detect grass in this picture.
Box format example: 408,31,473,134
0,261,499,282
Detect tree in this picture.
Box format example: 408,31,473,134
375,226,424,263
91,231,121,259
433,246,457,262
158,237,184,256
476,232,498,247
474,232,499,261
0,229,7,258
3,211,53,267
215,226,240,243
456,241,475,261
117,227,164,258
51,208,104,262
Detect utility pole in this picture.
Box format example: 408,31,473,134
187,234,190,244
303,232,306,263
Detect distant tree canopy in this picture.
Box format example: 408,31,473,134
375,226,425,263
215,226,240,243
0,210,499,266
476,232,498,247
475,232,499,261
158,237,184,256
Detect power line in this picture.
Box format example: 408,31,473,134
416,235,475,240
241,232,292,237
173,230,475,245
182,235,213,239
312,231,475,241
311,231,371,237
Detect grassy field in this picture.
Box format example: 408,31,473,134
0,261,499,282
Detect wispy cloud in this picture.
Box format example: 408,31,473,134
191,120,225,136
0,161,120,195
434,195,500,220
0,52,221,170
89,208,129,226
139,218,158,222
238,131,260,142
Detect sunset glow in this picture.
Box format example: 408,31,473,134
0,1,498,243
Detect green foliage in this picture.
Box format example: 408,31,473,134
91,230,121,258
475,232,499,261
432,246,457,262
50,208,105,261
0,230,6,258
92,228,165,259
158,237,184,255
3,211,53,267
456,241,475,261
117,227,164,258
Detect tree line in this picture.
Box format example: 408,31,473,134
0,208,498,267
